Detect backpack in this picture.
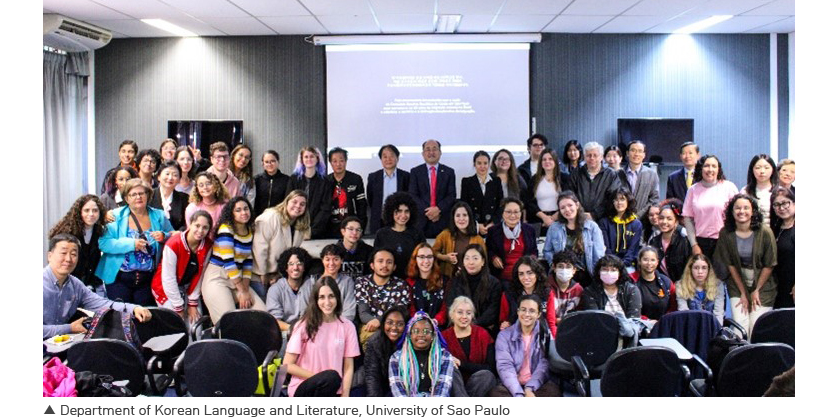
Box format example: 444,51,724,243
706,327,748,381
83,308,142,350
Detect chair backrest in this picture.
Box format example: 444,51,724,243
751,308,795,348
183,339,258,397
649,310,721,361
134,307,189,356
717,343,795,397
600,347,684,397
555,310,620,368
214,309,282,363
67,338,146,396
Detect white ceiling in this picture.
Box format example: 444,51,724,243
43,0,795,38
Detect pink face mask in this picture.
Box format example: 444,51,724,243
600,270,619,285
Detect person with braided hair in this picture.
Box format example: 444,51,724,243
388,311,455,397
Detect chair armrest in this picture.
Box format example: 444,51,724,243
260,350,279,397
571,355,590,397
270,365,289,397
723,318,747,340
691,354,714,396
173,351,187,397
190,316,211,341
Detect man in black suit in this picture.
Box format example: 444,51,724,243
366,144,409,234
666,141,700,201
517,133,547,183
408,139,457,238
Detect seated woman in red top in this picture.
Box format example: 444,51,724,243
629,246,676,321
441,296,496,397
486,198,537,284
499,255,557,337
405,243,447,325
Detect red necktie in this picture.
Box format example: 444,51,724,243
430,166,437,207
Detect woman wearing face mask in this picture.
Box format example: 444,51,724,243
713,194,777,335
741,154,778,225
675,254,725,325
499,256,557,337
580,255,642,319
486,198,538,283
682,154,739,258
649,199,692,281
265,247,313,332
770,187,795,308
174,146,197,195
389,311,456,397
598,188,643,270
432,201,486,277
441,296,497,397
461,151,503,235
364,306,409,397
253,150,289,218
284,276,360,397
542,191,605,287
547,250,584,325
287,146,331,239
151,210,213,324
253,190,311,294
629,246,676,321
49,194,108,295
406,243,448,325
445,245,502,334
185,172,230,233
149,160,189,231
231,144,256,204
491,295,560,397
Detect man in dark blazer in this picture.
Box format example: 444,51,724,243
366,144,409,234
517,133,547,183
666,141,700,201
409,139,457,238
617,140,660,220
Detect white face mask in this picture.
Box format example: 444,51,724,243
600,270,619,285
555,268,574,283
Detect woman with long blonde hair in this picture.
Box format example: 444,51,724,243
252,190,311,297
675,253,725,325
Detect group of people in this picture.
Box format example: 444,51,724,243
44,134,795,397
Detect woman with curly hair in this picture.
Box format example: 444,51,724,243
389,311,456,397
136,149,162,188
431,201,486,277
253,189,310,291
598,187,643,270
200,197,265,323
185,171,230,233
287,146,331,239
266,247,313,332
675,253,725,325
499,256,556,336
231,144,255,204
405,243,448,325
374,191,425,279
682,154,738,258
48,194,107,295
649,198,692,281
714,193,777,335
100,166,138,220
174,146,197,194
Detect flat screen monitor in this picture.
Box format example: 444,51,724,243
617,118,693,163
167,120,244,158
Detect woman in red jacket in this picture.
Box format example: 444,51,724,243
151,210,213,323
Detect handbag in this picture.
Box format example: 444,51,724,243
43,357,77,397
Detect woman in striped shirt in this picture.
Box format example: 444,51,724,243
201,196,266,323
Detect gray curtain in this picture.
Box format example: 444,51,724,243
44,51,90,256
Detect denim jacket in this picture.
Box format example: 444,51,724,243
495,320,549,396
542,219,605,275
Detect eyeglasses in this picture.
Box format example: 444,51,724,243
213,154,230,161
772,201,792,210
288,261,304,267
410,328,433,335
385,320,405,328
518,308,539,315
127,192,146,199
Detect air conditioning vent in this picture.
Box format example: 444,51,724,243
44,14,112,52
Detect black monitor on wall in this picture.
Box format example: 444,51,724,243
167,120,244,158
617,118,693,164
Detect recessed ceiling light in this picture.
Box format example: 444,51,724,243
141,19,198,37
674,15,733,34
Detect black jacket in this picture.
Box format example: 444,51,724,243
650,231,692,281
149,188,189,231
364,332,397,397
517,159,537,184
287,174,332,239
366,168,410,234
460,174,503,226
569,165,621,221
444,273,502,333
253,170,289,218
327,171,368,236
73,230,103,288
580,281,642,318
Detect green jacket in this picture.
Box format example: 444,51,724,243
714,224,777,306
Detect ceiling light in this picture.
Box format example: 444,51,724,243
434,15,462,33
141,19,198,37
674,15,733,34
313,34,541,45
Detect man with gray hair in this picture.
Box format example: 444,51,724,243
569,141,620,221
617,140,660,219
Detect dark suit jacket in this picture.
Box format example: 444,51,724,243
666,168,690,201
149,188,190,231
460,174,503,226
366,168,410,234
617,164,660,218
408,163,457,238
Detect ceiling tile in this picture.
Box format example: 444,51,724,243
260,15,327,34
90,0,186,19
200,17,277,35
594,15,669,32
438,0,505,15
157,0,249,18
743,0,794,16
299,0,372,16
680,0,775,16
87,19,175,37
455,14,495,32
562,0,641,16
377,14,435,33
544,15,615,33
369,0,434,15
43,0,131,20
623,0,699,16
745,16,794,33
318,14,381,34
501,0,573,15
694,15,790,33
228,0,310,16
491,14,556,32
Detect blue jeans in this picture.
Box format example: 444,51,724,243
250,280,267,302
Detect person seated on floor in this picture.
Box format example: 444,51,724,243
389,311,456,397
43,233,152,340
311,244,357,323
355,247,411,347
265,247,313,333
364,306,409,397
441,296,497,397
336,216,373,278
